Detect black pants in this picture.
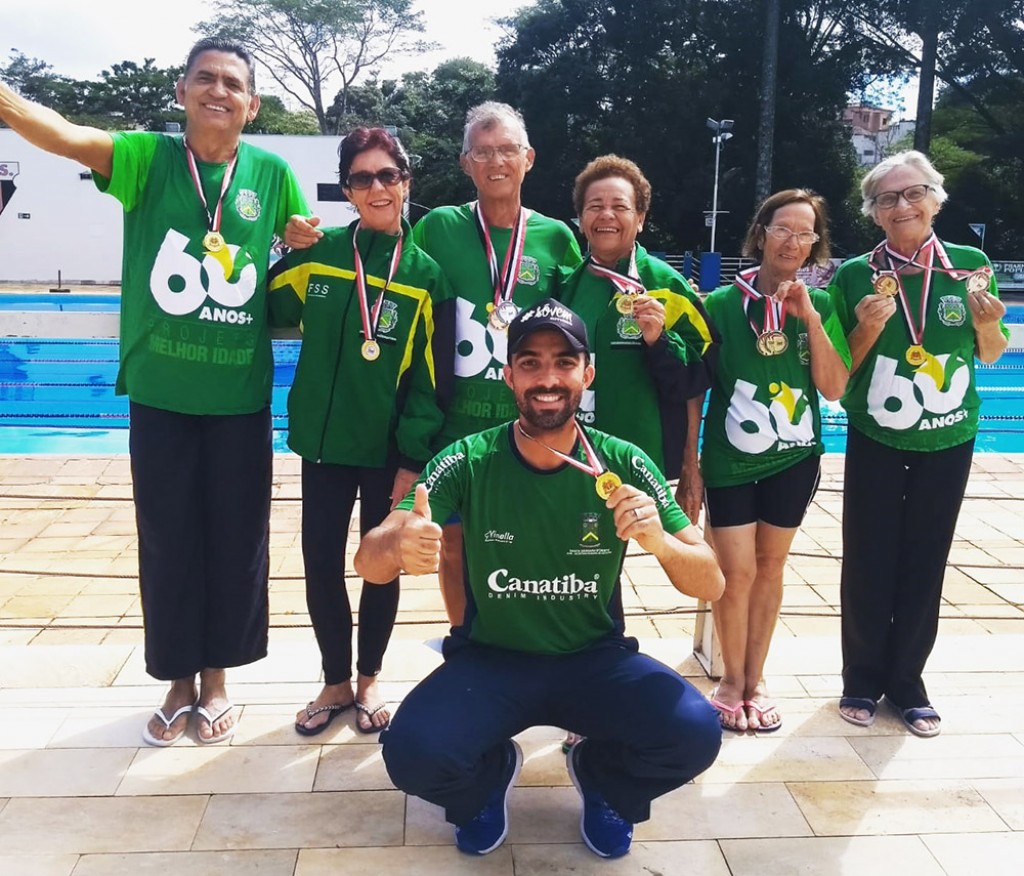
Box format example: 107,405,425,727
301,459,399,683
840,427,974,707
130,402,271,681
381,638,722,826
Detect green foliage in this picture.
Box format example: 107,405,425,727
1,51,183,131
246,95,321,135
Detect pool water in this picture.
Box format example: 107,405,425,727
1,293,1023,454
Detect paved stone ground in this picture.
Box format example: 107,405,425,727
0,452,1022,875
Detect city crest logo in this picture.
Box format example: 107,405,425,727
937,295,966,327
580,512,600,546
616,315,642,341
235,189,262,221
518,255,540,285
378,299,399,335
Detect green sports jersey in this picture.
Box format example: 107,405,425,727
398,423,689,655
412,204,582,447
828,243,1009,451
94,132,308,415
700,283,851,488
556,245,718,476
267,218,452,468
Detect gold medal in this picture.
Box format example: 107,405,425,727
615,294,635,315
361,340,380,361
756,331,787,356
488,300,520,331
966,270,990,294
595,471,622,500
906,344,927,367
873,272,899,297
203,231,225,252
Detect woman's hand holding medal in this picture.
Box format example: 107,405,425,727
854,292,897,333
633,295,667,345
773,279,814,321
967,286,1006,327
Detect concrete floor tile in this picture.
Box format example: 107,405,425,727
787,779,1007,836
193,790,404,850
720,836,944,876
512,840,731,874
0,747,134,796
637,782,812,840
706,735,874,784
297,846,514,874
47,707,158,748
0,644,132,688
313,743,392,791
972,778,1024,829
117,744,320,796
922,832,1024,876
0,855,78,876
0,707,68,749
0,795,208,853
72,850,299,875
849,734,1024,780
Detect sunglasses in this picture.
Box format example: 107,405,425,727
345,167,409,189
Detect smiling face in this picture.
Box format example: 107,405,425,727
759,201,817,280
460,121,535,203
871,164,940,253
579,176,645,266
176,50,259,137
503,329,594,433
343,147,410,234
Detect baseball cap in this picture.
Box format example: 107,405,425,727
507,298,590,355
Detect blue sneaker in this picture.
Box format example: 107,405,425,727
454,739,523,855
567,741,633,858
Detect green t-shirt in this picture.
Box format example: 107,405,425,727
399,423,689,655
95,132,308,414
556,245,718,475
267,218,451,468
828,243,1009,451
701,283,851,487
412,204,582,447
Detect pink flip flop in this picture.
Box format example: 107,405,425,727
709,688,746,732
744,699,783,733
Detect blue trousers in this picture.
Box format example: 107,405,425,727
381,637,722,825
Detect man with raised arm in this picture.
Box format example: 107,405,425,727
355,299,724,859
0,37,309,745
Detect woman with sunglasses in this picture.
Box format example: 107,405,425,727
698,189,850,732
268,127,452,736
829,151,1008,737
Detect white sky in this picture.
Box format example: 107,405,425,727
4,0,518,90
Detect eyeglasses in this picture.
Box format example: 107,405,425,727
465,144,526,163
871,184,933,209
764,225,820,245
345,167,408,189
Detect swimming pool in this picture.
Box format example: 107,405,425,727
2,294,1023,454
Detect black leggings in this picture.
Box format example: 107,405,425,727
840,427,974,707
301,459,400,683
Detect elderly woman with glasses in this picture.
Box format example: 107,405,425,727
698,189,850,732
829,151,1008,738
268,127,452,736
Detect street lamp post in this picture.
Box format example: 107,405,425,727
706,118,734,252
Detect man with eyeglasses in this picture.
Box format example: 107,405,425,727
408,101,584,626
0,38,309,746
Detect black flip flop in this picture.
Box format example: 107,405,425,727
295,701,354,737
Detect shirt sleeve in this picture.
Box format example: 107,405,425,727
813,289,852,368
396,439,467,521
265,248,311,328
626,444,690,532
274,163,310,236
92,131,160,213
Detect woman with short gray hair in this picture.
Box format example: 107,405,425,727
828,150,1008,737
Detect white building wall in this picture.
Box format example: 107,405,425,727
0,130,360,284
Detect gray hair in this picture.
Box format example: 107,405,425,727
462,102,531,153
860,150,948,218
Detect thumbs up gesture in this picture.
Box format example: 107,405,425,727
400,484,442,575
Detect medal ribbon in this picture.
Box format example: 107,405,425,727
184,139,239,235
735,266,787,340
587,245,645,301
871,238,932,349
516,420,611,481
474,201,528,308
352,224,403,344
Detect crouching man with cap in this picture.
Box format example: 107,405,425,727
355,299,725,858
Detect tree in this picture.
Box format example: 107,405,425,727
245,94,320,134
0,51,87,119
196,0,434,134
87,60,184,131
